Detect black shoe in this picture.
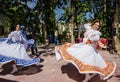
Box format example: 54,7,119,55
40,58,44,63
35,53,40,57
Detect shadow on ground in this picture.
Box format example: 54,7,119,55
61,63,107,82
115,75,120,78
14,64,43,75
0,78,18,82
115,75,120,81
0,62,43,76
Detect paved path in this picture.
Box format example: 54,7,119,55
0,44,120,82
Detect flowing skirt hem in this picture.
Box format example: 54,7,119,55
0,55,40,66
55,43,116,80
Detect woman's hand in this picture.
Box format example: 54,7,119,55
98,41,107,48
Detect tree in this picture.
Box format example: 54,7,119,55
58,0,91,43
112,0,119,53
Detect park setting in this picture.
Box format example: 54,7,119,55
0,0,120,82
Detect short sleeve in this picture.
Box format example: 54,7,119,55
84,23,91,31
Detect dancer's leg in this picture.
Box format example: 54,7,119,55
83,73,97,82
11,64,18,73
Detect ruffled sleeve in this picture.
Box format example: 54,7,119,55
8,31,23,42
84,23,91,31
89,30,101,41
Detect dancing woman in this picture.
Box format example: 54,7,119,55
0,24,40,73
55,19,116,81
8,24,35,50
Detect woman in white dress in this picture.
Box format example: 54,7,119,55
55,20,116,81
8,24,35,50
0,24,40,73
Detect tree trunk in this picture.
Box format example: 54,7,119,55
42,24,47,42
113,0,119,53
103,0,106,23
70,4,75,43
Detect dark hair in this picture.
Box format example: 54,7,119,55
10,26,15,31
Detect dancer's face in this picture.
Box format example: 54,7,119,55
92,22,100,30
16,25,20,31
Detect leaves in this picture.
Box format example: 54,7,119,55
0,0,119,42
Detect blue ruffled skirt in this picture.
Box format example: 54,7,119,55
0,38,40,66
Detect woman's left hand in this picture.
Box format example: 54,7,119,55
98,41,107,48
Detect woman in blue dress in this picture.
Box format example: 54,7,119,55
0,24,40,73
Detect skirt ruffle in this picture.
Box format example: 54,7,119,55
55,43,116,80
0,55,40,66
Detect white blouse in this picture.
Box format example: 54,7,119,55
8,31,23,42
83,29,101,44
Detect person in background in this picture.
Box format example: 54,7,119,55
31,29,39,55
55,19,116,81
26,26,39,56
54,30,59,45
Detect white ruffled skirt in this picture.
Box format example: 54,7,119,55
0,38,40,66
55,43,116,80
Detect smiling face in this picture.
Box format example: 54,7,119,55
91,20,102,30
92,22,100,30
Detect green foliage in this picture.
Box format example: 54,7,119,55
59,30,71,43
100,25,109,38
37,34,45,43
0,0,119,42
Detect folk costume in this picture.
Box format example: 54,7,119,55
0,30,40,66
55,28,116,80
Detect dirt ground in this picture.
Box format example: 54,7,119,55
0,44,120,82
